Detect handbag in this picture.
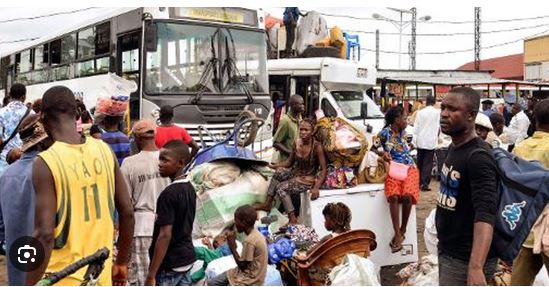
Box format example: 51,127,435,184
388,161,410,181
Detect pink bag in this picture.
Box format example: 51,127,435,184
389,161,410,181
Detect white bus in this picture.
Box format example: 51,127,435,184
0,7,273,157
268,57,383,142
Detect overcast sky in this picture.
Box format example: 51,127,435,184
1,6,549,70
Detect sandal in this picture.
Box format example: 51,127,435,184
390,234,405,253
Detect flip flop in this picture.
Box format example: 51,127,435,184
390,234,405,253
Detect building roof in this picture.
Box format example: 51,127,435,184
456,53,524,80
377,69,549,87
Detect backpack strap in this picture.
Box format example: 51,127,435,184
0,107,31,153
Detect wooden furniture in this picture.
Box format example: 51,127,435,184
295,229,377,286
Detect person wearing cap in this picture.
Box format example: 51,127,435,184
475,113,502,148
481,99,495,117
120,119,171,286
0,114,53,285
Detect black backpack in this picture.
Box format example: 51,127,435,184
487,148,549,263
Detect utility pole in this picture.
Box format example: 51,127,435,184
376,29,380,69
474,7,481,71
410,7,417,70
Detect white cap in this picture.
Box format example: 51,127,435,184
475,113,493,131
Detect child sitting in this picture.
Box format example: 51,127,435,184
207,205,268,286
295,202,352,259
191,233,232,283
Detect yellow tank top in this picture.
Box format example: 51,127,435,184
39,138,116,286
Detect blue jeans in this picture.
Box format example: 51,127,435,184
207,271,229,286
156,269,192,286
438,253,497,286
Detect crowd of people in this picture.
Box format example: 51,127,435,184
0,80,547,286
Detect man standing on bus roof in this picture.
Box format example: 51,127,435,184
272,94,304,163
283,7,306,58
0,83,30,176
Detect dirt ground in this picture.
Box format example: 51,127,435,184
380,180,439,286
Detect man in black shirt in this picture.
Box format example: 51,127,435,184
436,87,499,286
146,140,196,286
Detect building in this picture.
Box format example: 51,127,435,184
456,53,524,81
524,34,549,82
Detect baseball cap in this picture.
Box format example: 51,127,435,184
132,119,156,138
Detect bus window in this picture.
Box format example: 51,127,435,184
19,50,32,74
34,44,49,70
78,27,96,59
61,34,76,64
96,57,110,74
96,22,110,55
50,39,62,65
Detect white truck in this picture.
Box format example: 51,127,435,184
268,57,419,268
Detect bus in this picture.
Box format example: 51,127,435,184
0,7,273,158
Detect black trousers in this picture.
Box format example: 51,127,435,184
284,20,297,56
417,148,435,188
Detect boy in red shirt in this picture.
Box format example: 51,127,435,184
155,105,199,159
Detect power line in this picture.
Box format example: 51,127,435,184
0,37,39,45
316,11,549,25
0,7,98,24
344,22,549,37
362,28,549,55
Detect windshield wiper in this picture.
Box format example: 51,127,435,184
221,28,253,104
189,30,220,104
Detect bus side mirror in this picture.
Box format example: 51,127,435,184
145,21,158,52
361,102,368,119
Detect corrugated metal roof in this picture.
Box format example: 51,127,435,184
377,69,549,86
457,54,524,80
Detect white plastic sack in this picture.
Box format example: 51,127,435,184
328,254,380,286
398,255,439,286
206,258,282,286
295,11,329,55
190,161,241,194
193,171,270,237
424,209,438,255
534,267,549,286
95,73,137,116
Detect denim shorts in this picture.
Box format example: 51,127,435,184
156,269,192,286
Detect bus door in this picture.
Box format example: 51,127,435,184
290,76,320,117
116,30,141,125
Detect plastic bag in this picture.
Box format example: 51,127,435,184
329,254,380,286
189,161,241,194
295,11,329,55
95,73,137,116
424,209,438,256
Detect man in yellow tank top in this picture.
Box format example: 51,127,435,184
26,86,135,286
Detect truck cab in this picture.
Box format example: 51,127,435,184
268,57,384,143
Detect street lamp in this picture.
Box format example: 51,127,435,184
372,7,431,69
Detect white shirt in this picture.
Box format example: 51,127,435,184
120,150,171,237
413,106,441,150
507,110,531,145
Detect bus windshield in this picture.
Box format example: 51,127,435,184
332,91,384,119
145,22,267,95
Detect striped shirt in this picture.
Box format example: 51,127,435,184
101,131,130,166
